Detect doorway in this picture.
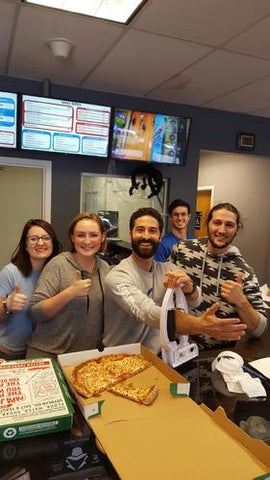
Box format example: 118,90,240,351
0,157,51,268
195,186,213,238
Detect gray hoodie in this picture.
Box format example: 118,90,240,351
28,252,110,355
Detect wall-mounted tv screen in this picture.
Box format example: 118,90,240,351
21,95,111,157
0,91,17,149
111,108,190,165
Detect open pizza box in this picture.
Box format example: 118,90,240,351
58,343,270,480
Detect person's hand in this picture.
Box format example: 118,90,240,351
164,269,194,293
199,302,247,341
70,270,91,298
220,273,246,307
6,284,27,312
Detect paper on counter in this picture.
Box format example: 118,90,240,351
249,358,270,380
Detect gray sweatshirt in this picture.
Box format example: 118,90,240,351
103,256,201,354
28,252,110,355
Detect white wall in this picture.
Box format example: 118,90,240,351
198,150,270,285
0,165,43,269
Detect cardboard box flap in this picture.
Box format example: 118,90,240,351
200,404,270,469
58,343,142,367
92,396,269,480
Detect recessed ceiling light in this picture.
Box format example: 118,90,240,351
23,0,147,24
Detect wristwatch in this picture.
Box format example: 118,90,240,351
2,298,11,315
187,280,197,296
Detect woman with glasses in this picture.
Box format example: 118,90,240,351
26,212,110,359
0,219,61,360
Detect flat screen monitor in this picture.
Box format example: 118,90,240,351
110,108,190,165
0,91,17,149
21,95,111,157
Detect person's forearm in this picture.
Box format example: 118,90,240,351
32,287,74,319
185,286,201,309
235,298,261,332
174,309,201,335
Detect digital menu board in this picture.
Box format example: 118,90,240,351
21,95,111,157
111,109,190,165
0,91,17,149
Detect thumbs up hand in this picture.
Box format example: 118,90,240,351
6,284,27,312
70,270,92,298
220,272,245,306
235,272,244,285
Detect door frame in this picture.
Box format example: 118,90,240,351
0,156,51,221
197,185,214,208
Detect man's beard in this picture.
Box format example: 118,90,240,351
207,229,237,251
131,238,159,259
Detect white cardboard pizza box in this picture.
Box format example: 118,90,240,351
58,344,270,480
0,358,73,442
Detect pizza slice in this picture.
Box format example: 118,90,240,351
71,359,116,397
103,354,151,382
107,382,158,405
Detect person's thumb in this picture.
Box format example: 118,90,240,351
235,272,244,285
76,270,82,281
206,302,219,316
14,284,21,293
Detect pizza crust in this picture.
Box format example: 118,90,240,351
108,382,159,405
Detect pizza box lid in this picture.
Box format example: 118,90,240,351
58,344,270,479
0,358,74,442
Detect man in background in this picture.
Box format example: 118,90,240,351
170,202,267,350
103,207,246,354
155,198,191,262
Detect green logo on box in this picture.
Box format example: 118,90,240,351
3,427,17,439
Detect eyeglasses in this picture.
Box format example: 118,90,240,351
27,235,52,244
172,213,188,218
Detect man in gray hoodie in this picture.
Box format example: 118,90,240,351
170,202,267,350
103,207,247,353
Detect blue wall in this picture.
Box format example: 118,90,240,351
1,75,270,245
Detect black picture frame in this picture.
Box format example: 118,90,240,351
236,132,255,151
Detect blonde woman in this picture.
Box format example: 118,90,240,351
27,213,110,358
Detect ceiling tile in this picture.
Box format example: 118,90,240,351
134,0,270,46
225,17,270,59
148,50,270,105
1,0,270,118
8,3,124,85
0,0,17,74
82,30,211,95
204,77,270,114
